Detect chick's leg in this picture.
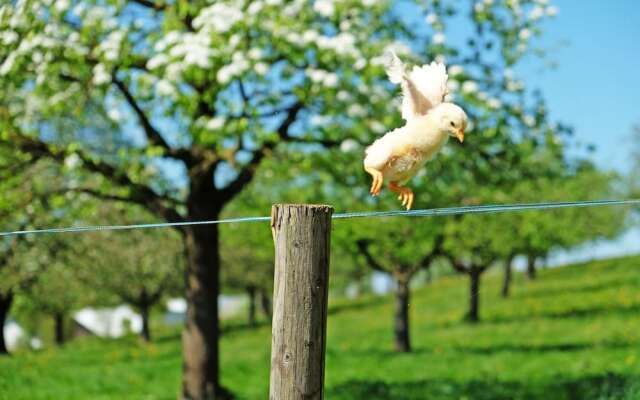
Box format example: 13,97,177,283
365,167,384,196
389,182,414,210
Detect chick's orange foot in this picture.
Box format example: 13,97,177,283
365,167,384,196
389,182,414,210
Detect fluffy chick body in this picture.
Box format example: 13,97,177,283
364,107,450,183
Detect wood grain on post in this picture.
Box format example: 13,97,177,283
269,204,333,400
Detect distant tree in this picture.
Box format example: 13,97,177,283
442,211,504,323
220,222,273,326
0,153,89,352
15,237,86,346
339,218,444,352
79,209,184,342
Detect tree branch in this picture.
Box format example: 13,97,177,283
7,132,184,225
218,101,303,202
130,0,166,10
355,239,386,273
112,77,170,150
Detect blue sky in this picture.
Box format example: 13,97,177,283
517,0,640,173
517,1,640,263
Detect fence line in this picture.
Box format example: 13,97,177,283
1,198,638,238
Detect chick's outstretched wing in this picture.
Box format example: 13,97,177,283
385,52,448,121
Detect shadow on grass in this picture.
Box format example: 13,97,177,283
487,303,640,325
327,295,388,316
327,373,640,400
450,340,633,355
515,276,637,300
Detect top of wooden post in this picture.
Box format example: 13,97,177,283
270,204,333,230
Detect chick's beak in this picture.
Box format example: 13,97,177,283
456,128,465,143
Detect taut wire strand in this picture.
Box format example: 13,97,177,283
1,199,638,237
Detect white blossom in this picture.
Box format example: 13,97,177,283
0,52,16,75
55,0,70,12
447,80,460,92
107,108,122,121
523,115,536,127
546,6,559,16
64,154,81,169
254,62,268,75
303,30,319,43
157,79,176,96
432,32,446,45
448,65,464,76
474,2,485,13
340,139,359,153
337,91,351,101
248,2,263,15
347,104,366,117
0,30,18,45
487,98,502,109
314,0,334,17
147,53,169,70
528,5,544,20
462,80,478,93
425,13,438,24
193,4,243,33
310,115,330,126
519,28,531,41
248,48,263,60
206,116,226,130
324,73,339,87
92,64,111,85
354,58,367,70
369,120,386,133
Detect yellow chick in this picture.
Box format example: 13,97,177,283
364,52,468,210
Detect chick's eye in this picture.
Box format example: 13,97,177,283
450,121,455,127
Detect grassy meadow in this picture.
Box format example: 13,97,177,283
1,256,639,399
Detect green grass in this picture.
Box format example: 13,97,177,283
1,256,640,399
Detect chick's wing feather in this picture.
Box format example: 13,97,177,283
385,52,432,121
409,62,448,108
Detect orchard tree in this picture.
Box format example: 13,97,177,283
78,209,184,342
0,0,562,396
338,215,444,352
442,209,506,323
220,222,273,326
0,152,88,353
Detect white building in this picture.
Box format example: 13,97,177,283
73,305,142,338
3,319,25,351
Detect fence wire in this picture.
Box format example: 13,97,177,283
1,199,638,238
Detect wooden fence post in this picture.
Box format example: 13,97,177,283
269,204,333,400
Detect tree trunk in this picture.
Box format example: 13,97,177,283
140,304,151,342
259,288,271,320
501,254,514,298
526,253,537,280
0,291,13,355
393,273,411,352
54,312,65,346
246,286,257,327
182,221,229,400
468,269,481,323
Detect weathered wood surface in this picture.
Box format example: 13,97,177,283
269,204,333,400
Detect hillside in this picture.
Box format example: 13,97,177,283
1,256,639,399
